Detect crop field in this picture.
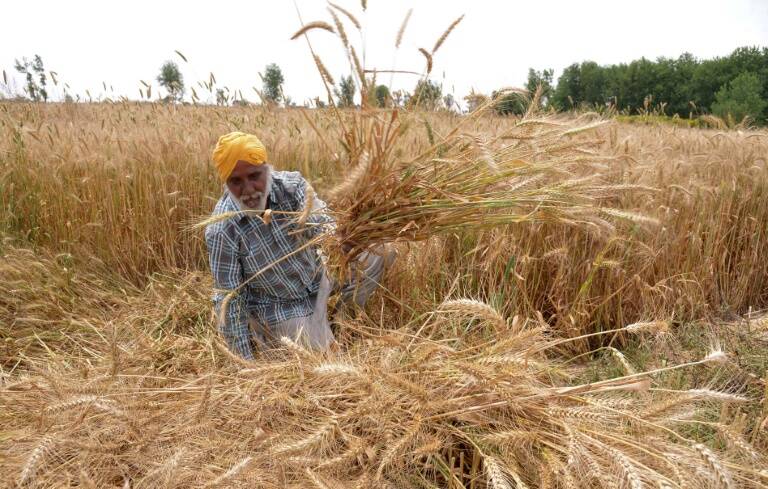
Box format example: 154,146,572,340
1,101,767,487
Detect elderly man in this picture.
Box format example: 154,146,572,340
205,131,391,359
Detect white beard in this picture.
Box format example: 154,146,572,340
230,165,273,212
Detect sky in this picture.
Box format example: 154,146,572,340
1,0,766,108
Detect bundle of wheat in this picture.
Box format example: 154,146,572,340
289,9,656,274
2,298,763,488
320,111,656,266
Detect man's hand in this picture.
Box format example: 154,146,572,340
340,240,355,255
336,231,355,255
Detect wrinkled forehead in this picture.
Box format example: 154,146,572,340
230,160,270,179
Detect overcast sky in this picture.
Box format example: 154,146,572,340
1,0,766,107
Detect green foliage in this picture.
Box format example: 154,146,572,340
544,46,768,123
525,68,554,107
411,79,442,110
335,75,356,108
216,88,228,106
261,63,285,104
552,63,580,110
492,90,526,116
374,84,390,108
14,55,48,102
712,72,767,123
157,61,184,102
443,93,457,112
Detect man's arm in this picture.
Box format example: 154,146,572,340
205,226,253,360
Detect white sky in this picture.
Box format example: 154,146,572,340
1,0,766,107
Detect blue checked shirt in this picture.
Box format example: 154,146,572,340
205,171,333,359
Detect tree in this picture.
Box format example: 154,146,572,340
261,63,285,105
539,46,768,122
443,93,457,112
216,88,229,106
374,84,391,108
14,55,48,102
157,61,184,102
552,63,581,110
579,61,606,106
335,75,356,108
712,72,767,123
525,68,554,107
411,79,442,110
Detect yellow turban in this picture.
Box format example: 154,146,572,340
212,131,268,182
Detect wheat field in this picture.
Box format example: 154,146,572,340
1,102,767,487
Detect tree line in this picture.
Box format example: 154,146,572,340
514,46,768,123
5,46,767,124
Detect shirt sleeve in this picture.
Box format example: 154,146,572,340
295,176,336,240
205,226,253,360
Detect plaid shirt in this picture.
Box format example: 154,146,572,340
205,170,333,359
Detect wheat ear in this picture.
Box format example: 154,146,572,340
484,456,513,489
694,443,733,488
204,457,252,487
432,14,465,54
291,21,335,40
395,9,413,48
18,436,54,486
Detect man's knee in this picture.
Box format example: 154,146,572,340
273,317,334,351
341,245,397,306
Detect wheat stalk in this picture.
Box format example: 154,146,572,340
624,320,671,334
418,48,433,74
607,346,636,374
350,46,365,85
279,335,314,360
684,389,748,402
291,21,335,40
328,7,350,50
313,55,336,86
273,420,338,455
297,184,316,227
432,14,464,54
45,395,103,414
713,424,761,460
18,435,54,486
375,424,420,480
204,457,252,487
439,298,506,332
328,152,370,200
484,456,513,489
329,2,361,29
694,443,733,489
395,9,413,48
312,363,363,377
305,468,334,489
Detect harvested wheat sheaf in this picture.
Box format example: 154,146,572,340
2,298,764,488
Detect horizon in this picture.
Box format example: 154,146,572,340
1,0,767,108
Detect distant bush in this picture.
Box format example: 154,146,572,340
712,72,767,123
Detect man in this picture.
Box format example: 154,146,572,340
205,131,391,359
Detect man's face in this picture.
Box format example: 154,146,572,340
226,160,269,209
